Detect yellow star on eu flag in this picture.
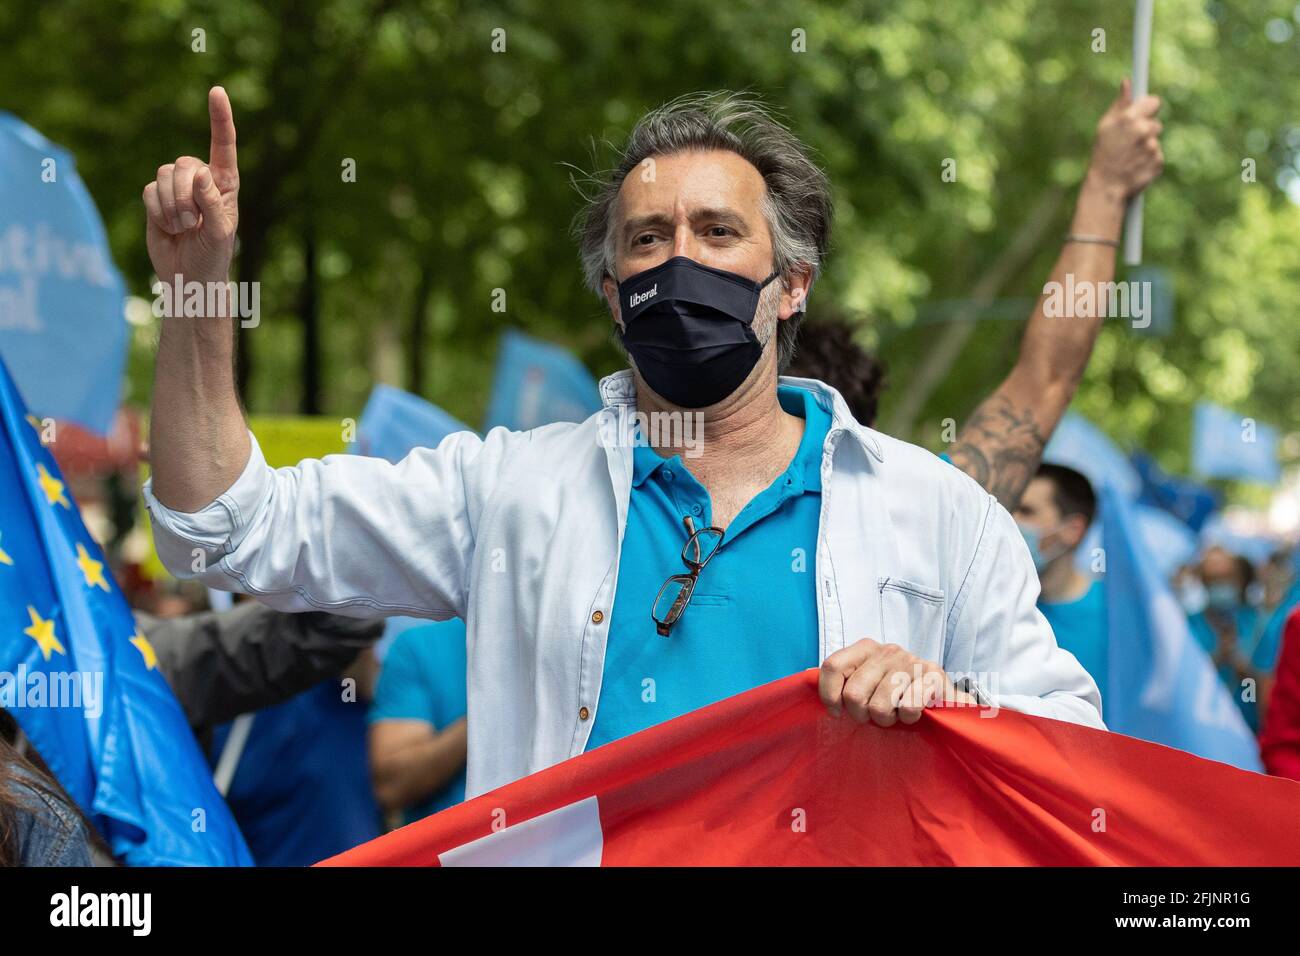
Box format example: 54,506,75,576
0,533,12,566
36,463,70,509
24,606,65,661
130,630,158,671
75,542,110,591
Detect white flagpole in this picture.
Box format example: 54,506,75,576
213,713,255,797
1124,0,1155,265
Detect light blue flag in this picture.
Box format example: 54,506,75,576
1192,401,1280,484
0,113,127,435
352,384,472,464
1073,501,1198,581
350,384,475,653
0,356,252,864
1043,412,1142,500
1130,503,1199,581
1126,264,1175,338
1101,484,1264,772
483,330,601,432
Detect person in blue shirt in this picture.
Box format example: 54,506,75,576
1259,549,1297,618
368,620,468,825
1187,546,1270,732
587,384,830,748
1013,464,1108,705
210,651,381,866
1254,555,1300,713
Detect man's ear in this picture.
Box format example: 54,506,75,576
602,275,623,331
1064,514,1090,551
778,264,814,321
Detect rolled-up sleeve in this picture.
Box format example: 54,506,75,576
143,428,494,620
953,498,1105,730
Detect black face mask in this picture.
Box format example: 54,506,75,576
615,256,780,408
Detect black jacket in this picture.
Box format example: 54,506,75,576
137,603,384,737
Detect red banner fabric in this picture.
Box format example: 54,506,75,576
322,670,1300,866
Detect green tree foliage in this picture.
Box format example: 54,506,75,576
2,0,1297,488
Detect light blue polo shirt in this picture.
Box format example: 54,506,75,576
368,620,468,823
1256,579,1300,675
1039,578,1108,701
586,385,830,750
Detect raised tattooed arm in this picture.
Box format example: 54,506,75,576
949,80,1163,511
948,392,1049,511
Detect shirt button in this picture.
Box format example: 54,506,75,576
663,469,674,482
690,503,703,516
579,706,591,721
591,610,604,624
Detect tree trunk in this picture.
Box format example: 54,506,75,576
299,217,321,415
408,263,435,395
233,227,265,405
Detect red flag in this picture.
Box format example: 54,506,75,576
1262,609,1300,782
322,670,1300,866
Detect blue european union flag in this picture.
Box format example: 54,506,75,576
0,357,252,864
1101,484,1263,772
1192,401,1280,485
483,330,601,432
0,113,128,436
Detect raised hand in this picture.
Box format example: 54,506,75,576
1087,77,1165,200
143,86,241,290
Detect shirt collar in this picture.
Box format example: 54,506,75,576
597,369,885,464
627,384,830,492
631,439,677,488
777,384,830,493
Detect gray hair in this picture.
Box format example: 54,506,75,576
571,91,834,370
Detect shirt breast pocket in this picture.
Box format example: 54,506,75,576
877,577,947,664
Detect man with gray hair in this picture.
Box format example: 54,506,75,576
140,87,1102,799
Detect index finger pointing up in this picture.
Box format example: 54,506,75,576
208,86,238,175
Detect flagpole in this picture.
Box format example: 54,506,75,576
1124,0,1155,265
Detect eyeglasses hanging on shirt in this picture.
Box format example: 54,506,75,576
651,515,725,637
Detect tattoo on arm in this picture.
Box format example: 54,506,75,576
948,393,1048,511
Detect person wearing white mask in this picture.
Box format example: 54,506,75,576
1014,464,1107,706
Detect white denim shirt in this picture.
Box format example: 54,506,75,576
144,371,1103,797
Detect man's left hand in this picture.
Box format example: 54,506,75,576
819,638,978,727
